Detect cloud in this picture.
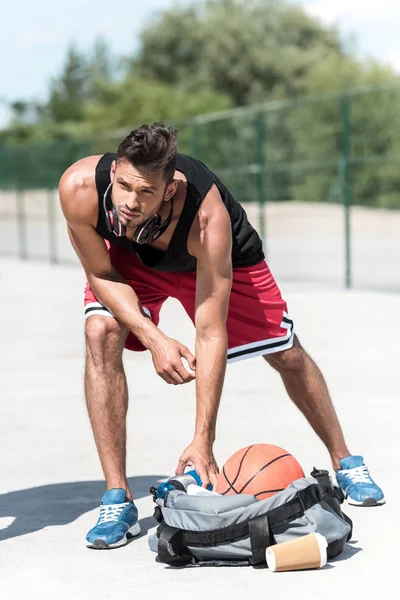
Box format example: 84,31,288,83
301,0,400,27
385,51,400,71
297,0,400,71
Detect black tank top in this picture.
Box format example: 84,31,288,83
95,152,264,273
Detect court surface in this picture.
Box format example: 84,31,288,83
0,258,398,599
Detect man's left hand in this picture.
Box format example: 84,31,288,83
175,439,219,490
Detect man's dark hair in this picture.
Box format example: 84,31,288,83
117,122,178,182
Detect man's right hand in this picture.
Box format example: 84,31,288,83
148,333,196,385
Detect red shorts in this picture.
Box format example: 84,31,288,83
84,247,294,363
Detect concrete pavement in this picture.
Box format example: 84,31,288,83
0,258,398,599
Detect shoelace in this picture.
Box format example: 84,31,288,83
98,503,130,524
341,465,372,484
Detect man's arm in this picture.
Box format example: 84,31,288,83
67,222,159,344
59,165,160,345
175,185,232,486
59,164,195,385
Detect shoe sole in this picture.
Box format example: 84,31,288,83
347,495,386,507
86,522,141,549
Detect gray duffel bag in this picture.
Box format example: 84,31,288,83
148,468,353,567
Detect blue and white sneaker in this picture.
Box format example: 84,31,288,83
86,488,141,549
336,455,385,507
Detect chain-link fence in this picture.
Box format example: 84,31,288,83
1,85,399,291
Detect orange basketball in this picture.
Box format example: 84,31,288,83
216,444,305,500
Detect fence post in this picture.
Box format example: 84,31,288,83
340,94,352,289
47,188,58,264
255,112,267,255
16,188,27,260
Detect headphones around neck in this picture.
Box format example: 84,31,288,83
103,183,174,245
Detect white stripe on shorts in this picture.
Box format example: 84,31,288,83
84,302,115,319
227,312,294,364
84,302,151,320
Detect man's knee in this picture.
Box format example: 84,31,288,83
85,315,127,355
263,335,306,372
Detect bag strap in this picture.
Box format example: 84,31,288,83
183,519,250,547
265,482,327,528
310,468,345,504
248,514,275,566
157,524,195,567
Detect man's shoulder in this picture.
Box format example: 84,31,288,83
59,155,103,226
59,155,103,194
176,153,217,193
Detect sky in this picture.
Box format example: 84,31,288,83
298,0,400,66
2,0,400,127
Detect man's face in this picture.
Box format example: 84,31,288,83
110,160,177,228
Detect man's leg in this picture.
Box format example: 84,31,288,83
216,258,384,505
263,334,385,505
263,335,349,470
85,315,132,499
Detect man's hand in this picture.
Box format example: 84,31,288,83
148,333,196,385
175,439,219,489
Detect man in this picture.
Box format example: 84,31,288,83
59,122,385,549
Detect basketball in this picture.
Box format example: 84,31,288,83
216,444,305,500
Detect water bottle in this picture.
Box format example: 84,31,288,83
155,470,212,499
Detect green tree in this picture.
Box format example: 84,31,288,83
46,44,89,123
83,71,232,134
87,38,119,85
136,0,343,106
